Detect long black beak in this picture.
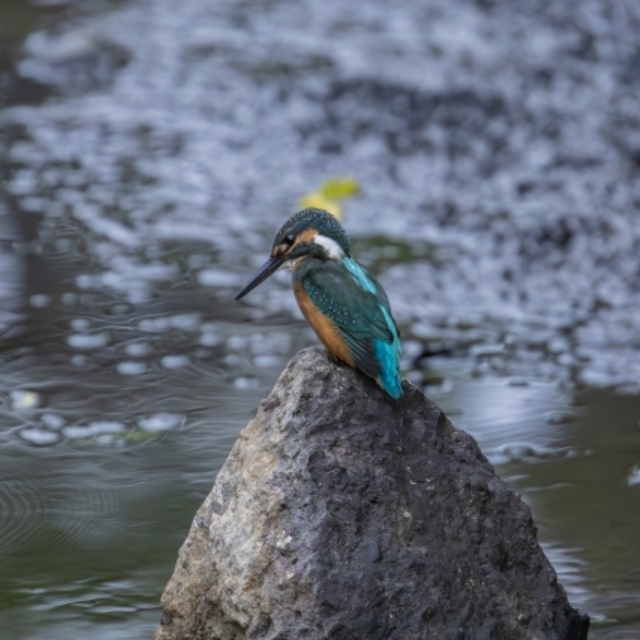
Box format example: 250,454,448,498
235,256,284,301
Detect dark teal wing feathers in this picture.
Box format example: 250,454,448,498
296,258,402,396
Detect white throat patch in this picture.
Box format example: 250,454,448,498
314,233,345,260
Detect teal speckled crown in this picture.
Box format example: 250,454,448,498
274,208,351,257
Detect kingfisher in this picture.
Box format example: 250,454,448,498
235,208,403,399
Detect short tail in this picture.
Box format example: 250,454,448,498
374,339,403,399
378,372,403,399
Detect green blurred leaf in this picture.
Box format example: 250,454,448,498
319,176,360,201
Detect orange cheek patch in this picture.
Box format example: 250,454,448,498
294,228,317,247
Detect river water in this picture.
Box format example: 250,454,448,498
0,0,639,638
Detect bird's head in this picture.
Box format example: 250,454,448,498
235,208,350,301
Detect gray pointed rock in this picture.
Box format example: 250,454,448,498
155,348,589,640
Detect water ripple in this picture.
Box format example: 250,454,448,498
491,442,593,466
0,459,124,558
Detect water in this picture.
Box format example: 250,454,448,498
1,0,640,638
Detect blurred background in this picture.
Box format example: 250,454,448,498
1,0,639,638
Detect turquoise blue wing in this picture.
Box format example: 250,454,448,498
299,260,402,396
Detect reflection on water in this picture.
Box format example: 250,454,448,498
1,0,640,638
0,199,23,340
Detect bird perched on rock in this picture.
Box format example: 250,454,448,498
235,208,403,399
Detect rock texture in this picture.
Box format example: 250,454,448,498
155,348,589,640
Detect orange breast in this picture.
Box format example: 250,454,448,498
293,281,355,368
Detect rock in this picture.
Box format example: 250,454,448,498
154,348,589,640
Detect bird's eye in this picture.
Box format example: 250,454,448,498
274,233,296,257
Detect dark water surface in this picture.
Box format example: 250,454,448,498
1,0,640,638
